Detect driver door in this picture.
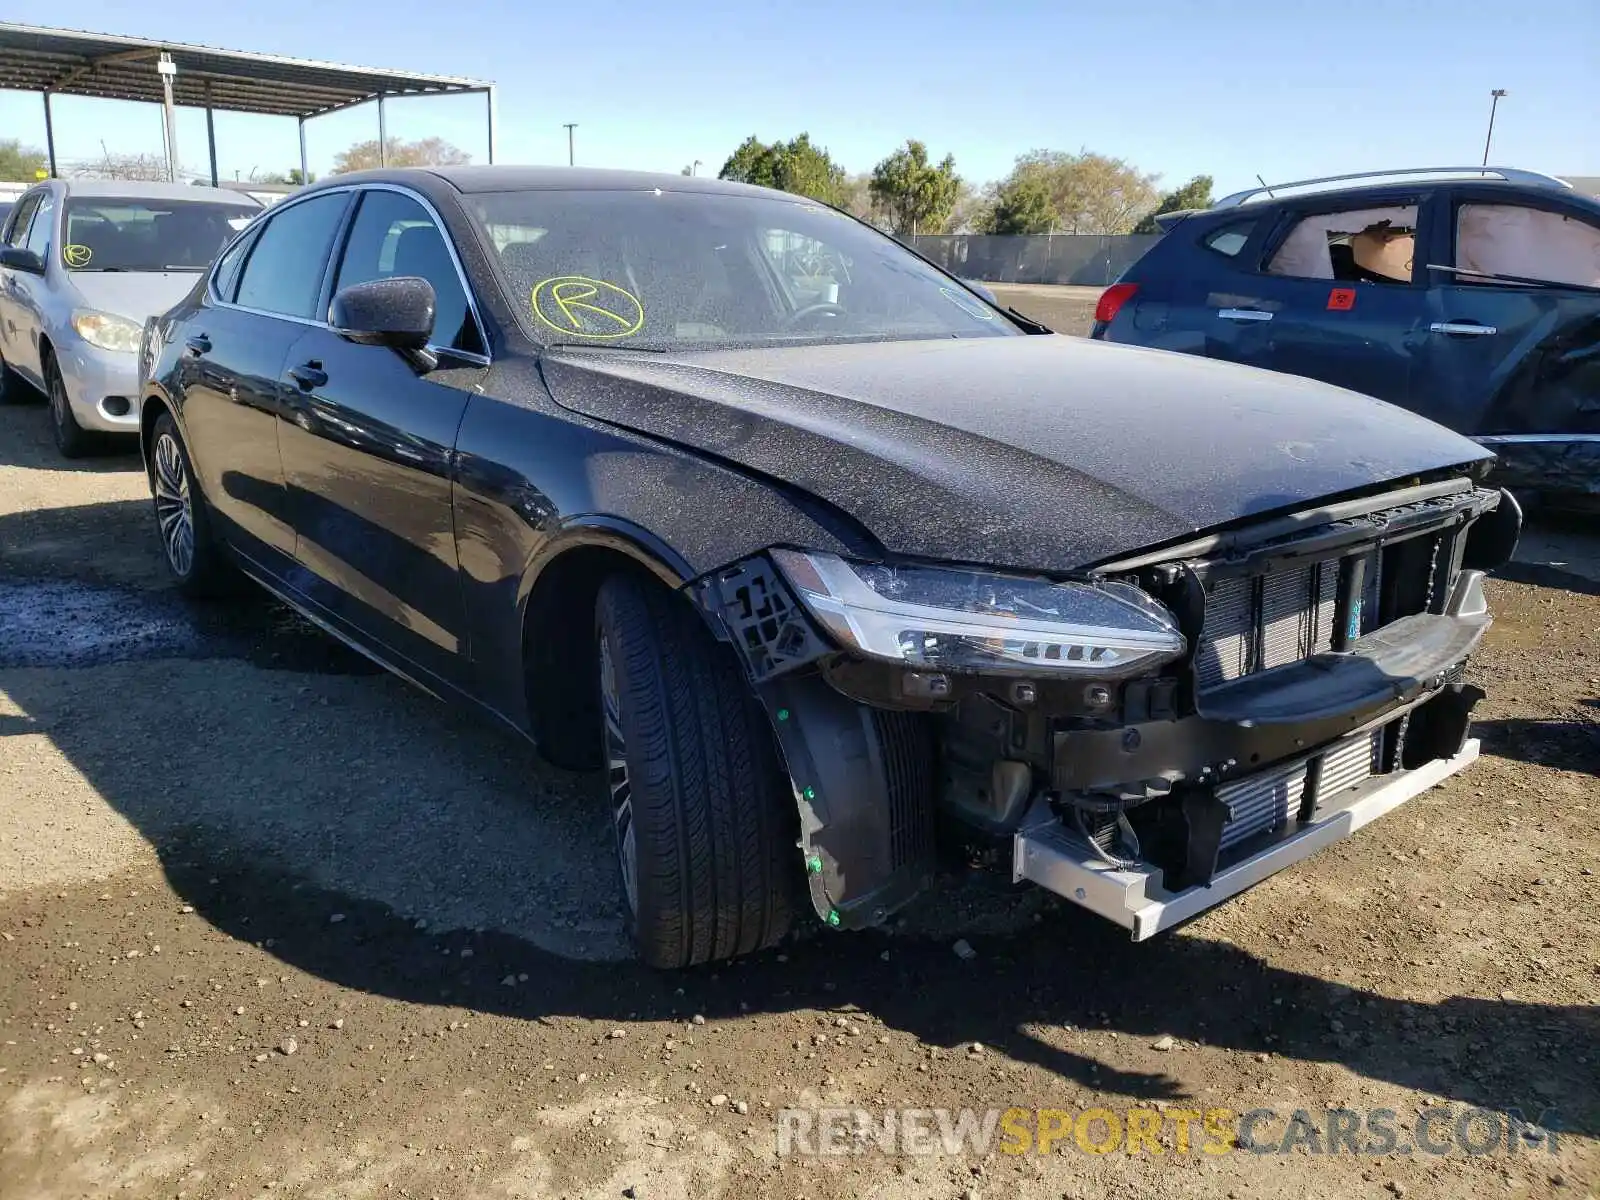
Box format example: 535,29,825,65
276,186,491,688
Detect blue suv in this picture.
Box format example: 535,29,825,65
1091,167,1600,509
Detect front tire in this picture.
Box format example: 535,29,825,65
47,359,94,458
596,575,796,968
149,413,232,597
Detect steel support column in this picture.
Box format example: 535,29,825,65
41,91,57,178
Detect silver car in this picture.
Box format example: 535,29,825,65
0,179,260,457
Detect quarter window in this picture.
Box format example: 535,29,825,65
1266,204,1419,284
1201,219,1255,258
233,193,349,319
5,192,41,247
332,190,481,354
211,228,255,303
23,193,53,259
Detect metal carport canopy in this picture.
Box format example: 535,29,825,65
0,22,496,182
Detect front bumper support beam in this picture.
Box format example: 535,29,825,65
1014,738,1479,940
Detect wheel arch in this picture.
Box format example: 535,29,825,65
517,519,700,770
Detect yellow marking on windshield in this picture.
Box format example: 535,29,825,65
63,244,93,267
531,275,644,339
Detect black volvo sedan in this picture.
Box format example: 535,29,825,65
139,167,1519,968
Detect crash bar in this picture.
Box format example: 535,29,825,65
1213,167,1573,209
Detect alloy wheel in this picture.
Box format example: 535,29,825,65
599,633,638,915
152,432,195,578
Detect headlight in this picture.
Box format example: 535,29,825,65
71,310,143,354
772,550,1185,676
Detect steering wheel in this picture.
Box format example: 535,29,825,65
784,301,846,327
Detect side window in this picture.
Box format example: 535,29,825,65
1201,219,1255,258
1266,204,1418,284
211,228,256,303
234,193,349,319
5,192,41,248
332,190,481,354
24,193,53,259
1455,203,1600,289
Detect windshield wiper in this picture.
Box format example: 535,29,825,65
1005,306,1054,334
541,341,669,353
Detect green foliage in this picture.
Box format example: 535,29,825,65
717,133,846,204
332,137,470,174
983,172,1056,234
0,138,48,182
868,140,961,236
1134,174,1214,233
989,150,1161,235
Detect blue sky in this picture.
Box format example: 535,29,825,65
2,0,1596,194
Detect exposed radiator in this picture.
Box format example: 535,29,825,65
1196,554,1378,691
1217,759,1309,851
1216,729,1383,852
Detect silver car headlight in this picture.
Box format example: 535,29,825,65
771,550,1185,676
71,310,144,354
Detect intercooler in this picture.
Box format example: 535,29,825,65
1216,729,1381,851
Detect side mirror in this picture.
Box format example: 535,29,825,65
331,276,436,352
0,246,46,274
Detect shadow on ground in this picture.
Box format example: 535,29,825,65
2,498,1595,1139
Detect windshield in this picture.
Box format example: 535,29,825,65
467,189,1018,349
61,197,259,272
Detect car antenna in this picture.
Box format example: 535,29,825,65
1256,174,1276,198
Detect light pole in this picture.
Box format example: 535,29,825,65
563,123,577,166
1482,89,1507,167
692,159,702,176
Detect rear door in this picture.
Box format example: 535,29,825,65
1208,190,1434,407
179,190,352,563
1415,187,1600,437
276,185,490,687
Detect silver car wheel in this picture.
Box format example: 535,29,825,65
599,633,638,916
152,432,194,578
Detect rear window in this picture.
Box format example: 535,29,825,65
1201,220,1255,258
62,197,259,273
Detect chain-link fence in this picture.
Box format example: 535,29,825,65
905,233,1161,286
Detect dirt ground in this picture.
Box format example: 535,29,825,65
2,303,1597,1199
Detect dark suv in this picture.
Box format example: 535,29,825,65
1090,167,1600,509
141,167,1518,968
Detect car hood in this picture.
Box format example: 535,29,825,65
540,334,1493,572
68,271,200,321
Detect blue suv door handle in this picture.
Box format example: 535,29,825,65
1218,308,1273,322
1429,321,1497,337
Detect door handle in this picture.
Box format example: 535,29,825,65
1218,308,1273,322
185,333,211,355
289,361,328,391
1429,322,1497,337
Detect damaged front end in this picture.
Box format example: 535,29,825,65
691,477,1520,939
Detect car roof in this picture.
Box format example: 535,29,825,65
302,165,785,200
60,179,262,205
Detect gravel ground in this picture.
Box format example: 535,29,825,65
1,312,1597,1199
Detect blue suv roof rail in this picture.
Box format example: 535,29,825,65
1212,167,1574,210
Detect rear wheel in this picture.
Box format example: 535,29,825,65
149,413,233,597
47,359,94,458
595,575,795,968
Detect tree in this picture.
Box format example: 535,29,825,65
717,133,846,204
0,139,47,182
257,167,316,186
77,152,169,182
983,172,1056,234
993,150,1160,235
868,140,961,237
332,136,470,174
1134,174,1214,233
